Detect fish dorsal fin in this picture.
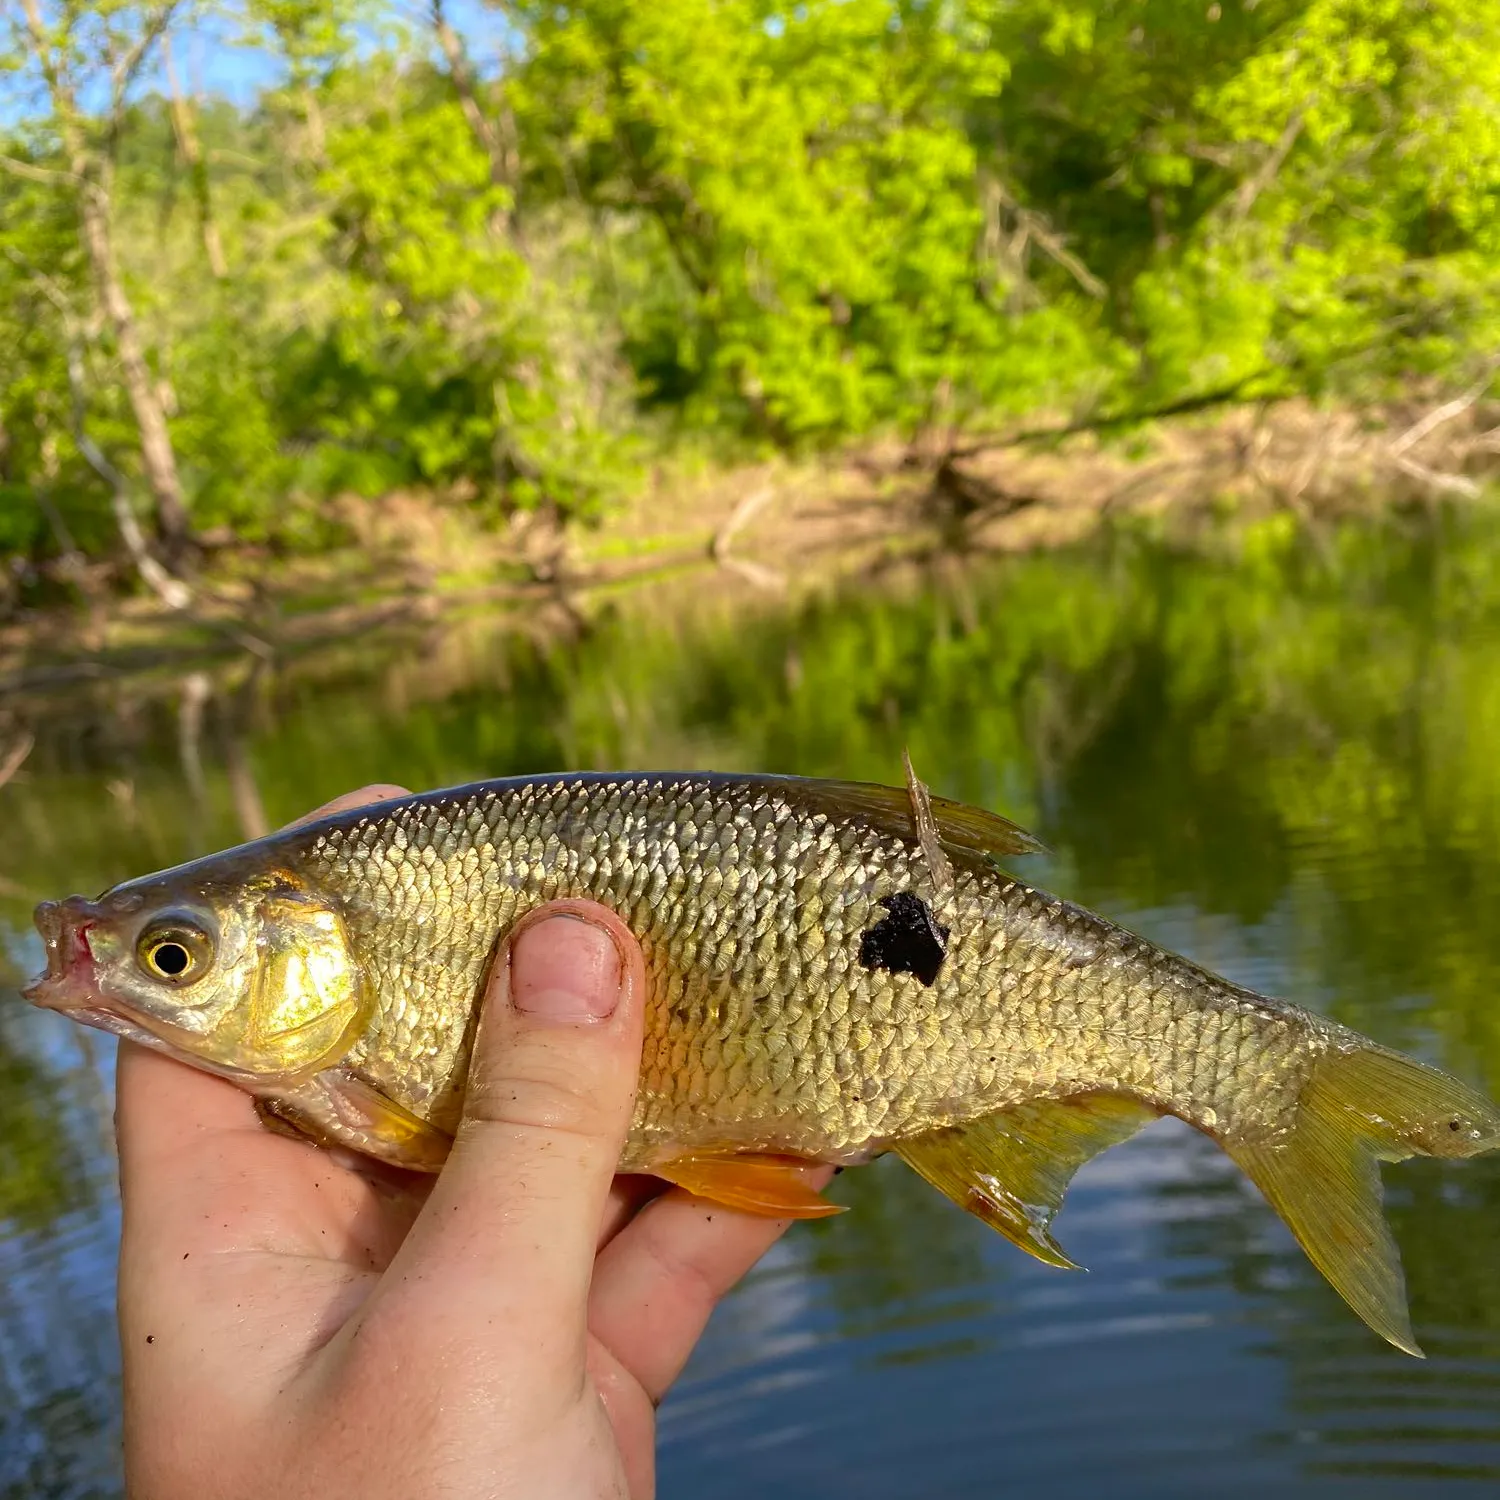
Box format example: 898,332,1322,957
771,776,1046,873
653,1149,846,1219
896,1093,1158,1269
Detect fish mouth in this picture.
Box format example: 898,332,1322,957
23,897,192,1056
22,896,101,1013
22,898,168,1051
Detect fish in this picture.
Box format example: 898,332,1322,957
22,763,1500,1356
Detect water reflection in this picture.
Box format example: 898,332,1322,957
0,950,120,1499
6,509,1500,1494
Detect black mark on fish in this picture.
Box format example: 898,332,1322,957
859,891,950,988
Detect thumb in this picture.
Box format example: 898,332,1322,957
378,899,646,1352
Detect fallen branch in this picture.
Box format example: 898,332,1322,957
988,179,1107,300
710,485,784,590
1389,367,1498,457
947,369,1279,461
1392,453,1481,499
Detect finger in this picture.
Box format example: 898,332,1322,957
371,899,646,1353
281,783,410,830
588,1166,835,1403
600,1174,670,1250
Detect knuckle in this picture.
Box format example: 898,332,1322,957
463,1044,630,1145
636,1214,725,1320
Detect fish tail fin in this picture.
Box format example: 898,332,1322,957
1225,1041,1500,1358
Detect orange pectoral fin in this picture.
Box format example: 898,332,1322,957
654,1150,846,1219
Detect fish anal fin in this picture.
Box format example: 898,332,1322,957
654,1150,845,1219
1222,1042,1500,1358
896,1093,1158,1270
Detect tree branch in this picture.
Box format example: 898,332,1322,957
429,0,525,245
0,152,79,187
1233,106,1305,221
110,1,182,125
987,178,1106,300
946,368,1283,461
18,0,71,106
1389,364,1499,457
162,30,228,277
1392,453,1481,498
0,733,34,792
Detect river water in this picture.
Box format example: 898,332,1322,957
4,509,1500,1497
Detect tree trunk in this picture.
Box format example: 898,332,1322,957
73,166,194,560
20,0,193,563
59,321,192,608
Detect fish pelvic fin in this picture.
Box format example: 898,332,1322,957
1226,1042,1500,1359
896,1092,1158,1270
653,1150,845,1219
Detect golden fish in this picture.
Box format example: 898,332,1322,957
23,766,1500,1356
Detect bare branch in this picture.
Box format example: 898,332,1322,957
1392,454,1481,499
17,0,48,52
162,31,228,277
1389,365,1499,456
18,0,71,124
1233,107,1305,221
0,152,79,187
4,248,193,608
2,242,72,312
711,484,785,590
0,732,34,792
62,335,193,608
429,0,526,245
1182,142,1239,170
986,178,1106,300
110,2,182,124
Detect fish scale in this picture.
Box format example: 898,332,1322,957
302,774,1318,1163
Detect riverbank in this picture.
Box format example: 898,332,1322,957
4,394,1495,698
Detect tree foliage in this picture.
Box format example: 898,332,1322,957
1,0,1497,592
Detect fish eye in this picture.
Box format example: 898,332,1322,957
136,918,214,986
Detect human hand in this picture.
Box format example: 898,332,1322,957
117,785,829,1500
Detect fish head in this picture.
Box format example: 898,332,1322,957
23,865,370,1086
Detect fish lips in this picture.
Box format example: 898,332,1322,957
23,895,102,1013
22,896,177,1055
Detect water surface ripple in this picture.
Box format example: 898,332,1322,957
5,514,1500,1497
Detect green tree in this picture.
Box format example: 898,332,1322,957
3,1,198,566
512,0,1117,441
3,0,1499,594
